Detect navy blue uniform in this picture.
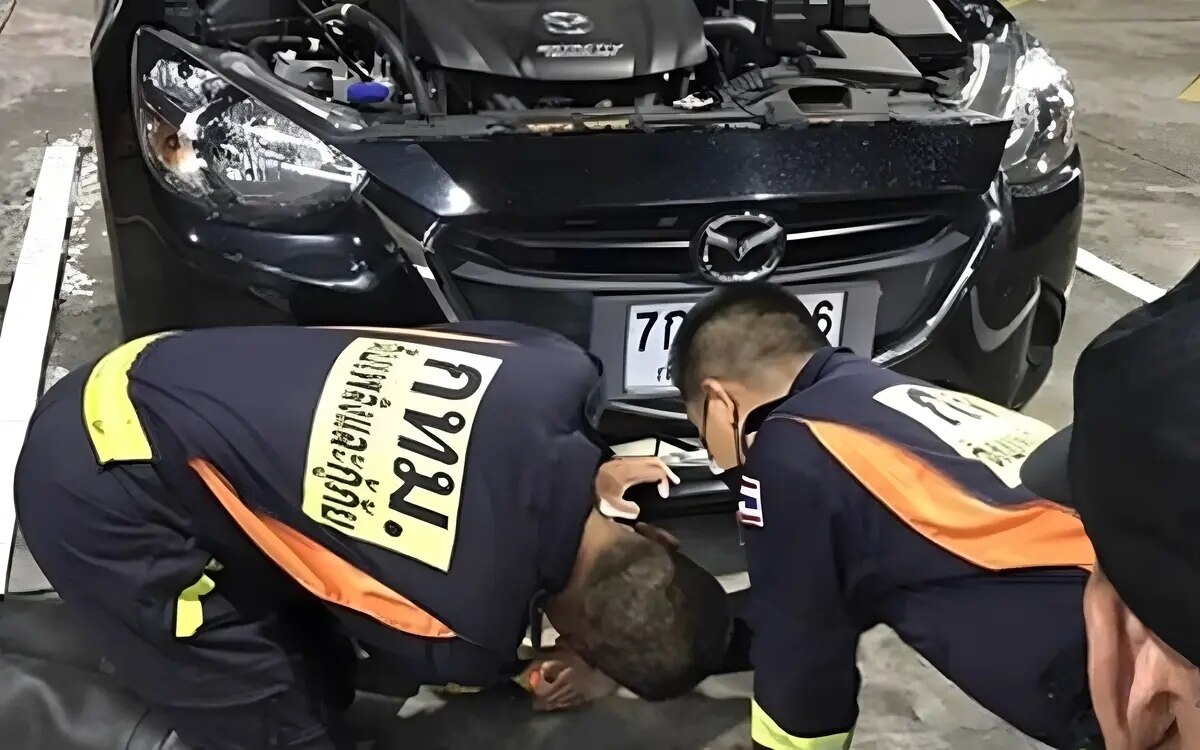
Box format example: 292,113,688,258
15,322,605,750
739,348,1098,750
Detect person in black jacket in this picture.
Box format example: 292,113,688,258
15,322,731,750
668,283,1100,750
1023,262,1200,750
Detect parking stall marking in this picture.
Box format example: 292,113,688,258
1076,248,1167,304
0,144,80,596
0,0,16,37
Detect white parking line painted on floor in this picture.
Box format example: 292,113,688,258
1076,248,1167,304
0,0,17,37
0,144,80,596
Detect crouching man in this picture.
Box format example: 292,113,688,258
668,283,1101,750
15,322,731,750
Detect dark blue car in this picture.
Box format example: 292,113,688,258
91,0,1082,451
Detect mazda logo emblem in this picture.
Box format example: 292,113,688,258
542,11,594,35
693,212,787,283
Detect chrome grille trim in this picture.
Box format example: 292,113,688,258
369,206,463,322
507,216,931,250
873,203,1003,366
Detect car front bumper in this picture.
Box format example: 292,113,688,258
102,145,1082,432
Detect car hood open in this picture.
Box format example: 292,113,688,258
343,116,1013,218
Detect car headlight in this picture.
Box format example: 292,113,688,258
135,46,366,225
1000,27,1076,184
951,24,1077,187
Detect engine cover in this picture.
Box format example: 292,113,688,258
366,0,709,80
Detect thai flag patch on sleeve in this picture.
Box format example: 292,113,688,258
736,476,764,527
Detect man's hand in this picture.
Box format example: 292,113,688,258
529,647,618,712
594,456,681,520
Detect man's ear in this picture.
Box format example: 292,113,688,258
700,378,737,421
635,522,681,551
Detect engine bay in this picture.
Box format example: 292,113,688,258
169,0,994,124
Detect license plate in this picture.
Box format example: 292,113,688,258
622,291,847,391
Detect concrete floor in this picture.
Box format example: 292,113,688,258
0,0,1197,747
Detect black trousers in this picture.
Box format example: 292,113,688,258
715,589,1102,750
15,368,357,750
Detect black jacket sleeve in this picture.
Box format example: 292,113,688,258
740,418,862,750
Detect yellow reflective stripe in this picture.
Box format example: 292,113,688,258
751,700,853,750
174,571,216,639
82,333,173,464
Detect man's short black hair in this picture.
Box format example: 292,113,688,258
574,537,731,701
669,282,827,403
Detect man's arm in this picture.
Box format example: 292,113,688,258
742,420,863,750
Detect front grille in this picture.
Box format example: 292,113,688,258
436,195,973,278
431,191,995,389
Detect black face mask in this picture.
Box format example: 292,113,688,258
702,393,792,496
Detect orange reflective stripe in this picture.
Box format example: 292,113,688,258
797,419,1094,572
188,458,456,639
318,326,512,346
